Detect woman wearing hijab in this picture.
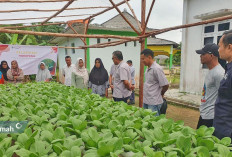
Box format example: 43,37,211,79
7,60,24,83
36,62,52,82
0,61,10,82
71,58,89,89
89,58,109,97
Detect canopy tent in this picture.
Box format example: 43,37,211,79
0,0,119,25
1,0,232,107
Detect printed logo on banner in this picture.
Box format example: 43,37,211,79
52,47,58,53
0,45,10,57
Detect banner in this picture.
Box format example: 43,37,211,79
0,45,58,75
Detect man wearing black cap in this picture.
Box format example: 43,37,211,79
196,43,224,129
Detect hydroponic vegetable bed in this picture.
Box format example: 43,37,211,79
0,83,231,157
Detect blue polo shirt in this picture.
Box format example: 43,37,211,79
213,62,232,139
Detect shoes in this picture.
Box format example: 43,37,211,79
128,101,135,105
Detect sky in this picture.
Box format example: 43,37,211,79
0,0,184,43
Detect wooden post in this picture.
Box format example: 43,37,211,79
139,0,146,108
84,48,87,68
68,23,86,45
56,67,59,82
84,19,90,68
144,0,156,33
124,0,143,32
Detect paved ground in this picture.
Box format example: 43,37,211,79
133,88,201,108
165,88,201,108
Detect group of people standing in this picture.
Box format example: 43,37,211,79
62,53,136,101
0,60,52,84
196,29,232,140
62,50,169,117
0,60,24,84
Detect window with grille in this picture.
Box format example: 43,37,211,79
71,43,75,54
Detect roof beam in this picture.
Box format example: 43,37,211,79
0,27,139,40
1,22,67,29
68,23,86,45
84,19,90,35
143,14,232,38
109,0,140,35
0,14,92,22
144,0,156,34
41,0,75,24
0,6,109,13
59,39,133,49
124,0,143,32
0,0,69,2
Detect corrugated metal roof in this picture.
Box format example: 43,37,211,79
147,37,178,47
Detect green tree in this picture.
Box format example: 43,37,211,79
165,42,182,66
32,23,66,45
1,33,38,45
0,23,66,45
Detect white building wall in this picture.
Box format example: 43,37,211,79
89,38,141,87
180,0,232,94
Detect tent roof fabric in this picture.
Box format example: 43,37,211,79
0,0,124,25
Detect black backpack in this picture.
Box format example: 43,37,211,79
160,98,167,114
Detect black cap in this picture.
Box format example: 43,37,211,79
196,43,219,57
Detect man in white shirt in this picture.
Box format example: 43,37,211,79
62,56,75,86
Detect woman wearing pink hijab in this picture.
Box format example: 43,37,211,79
7,60,24,83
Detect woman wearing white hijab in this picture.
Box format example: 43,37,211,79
36,62,52,82
71,58,89,89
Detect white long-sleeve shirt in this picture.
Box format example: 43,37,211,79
62,64,75,86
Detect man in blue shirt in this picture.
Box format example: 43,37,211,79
214,30,232,139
